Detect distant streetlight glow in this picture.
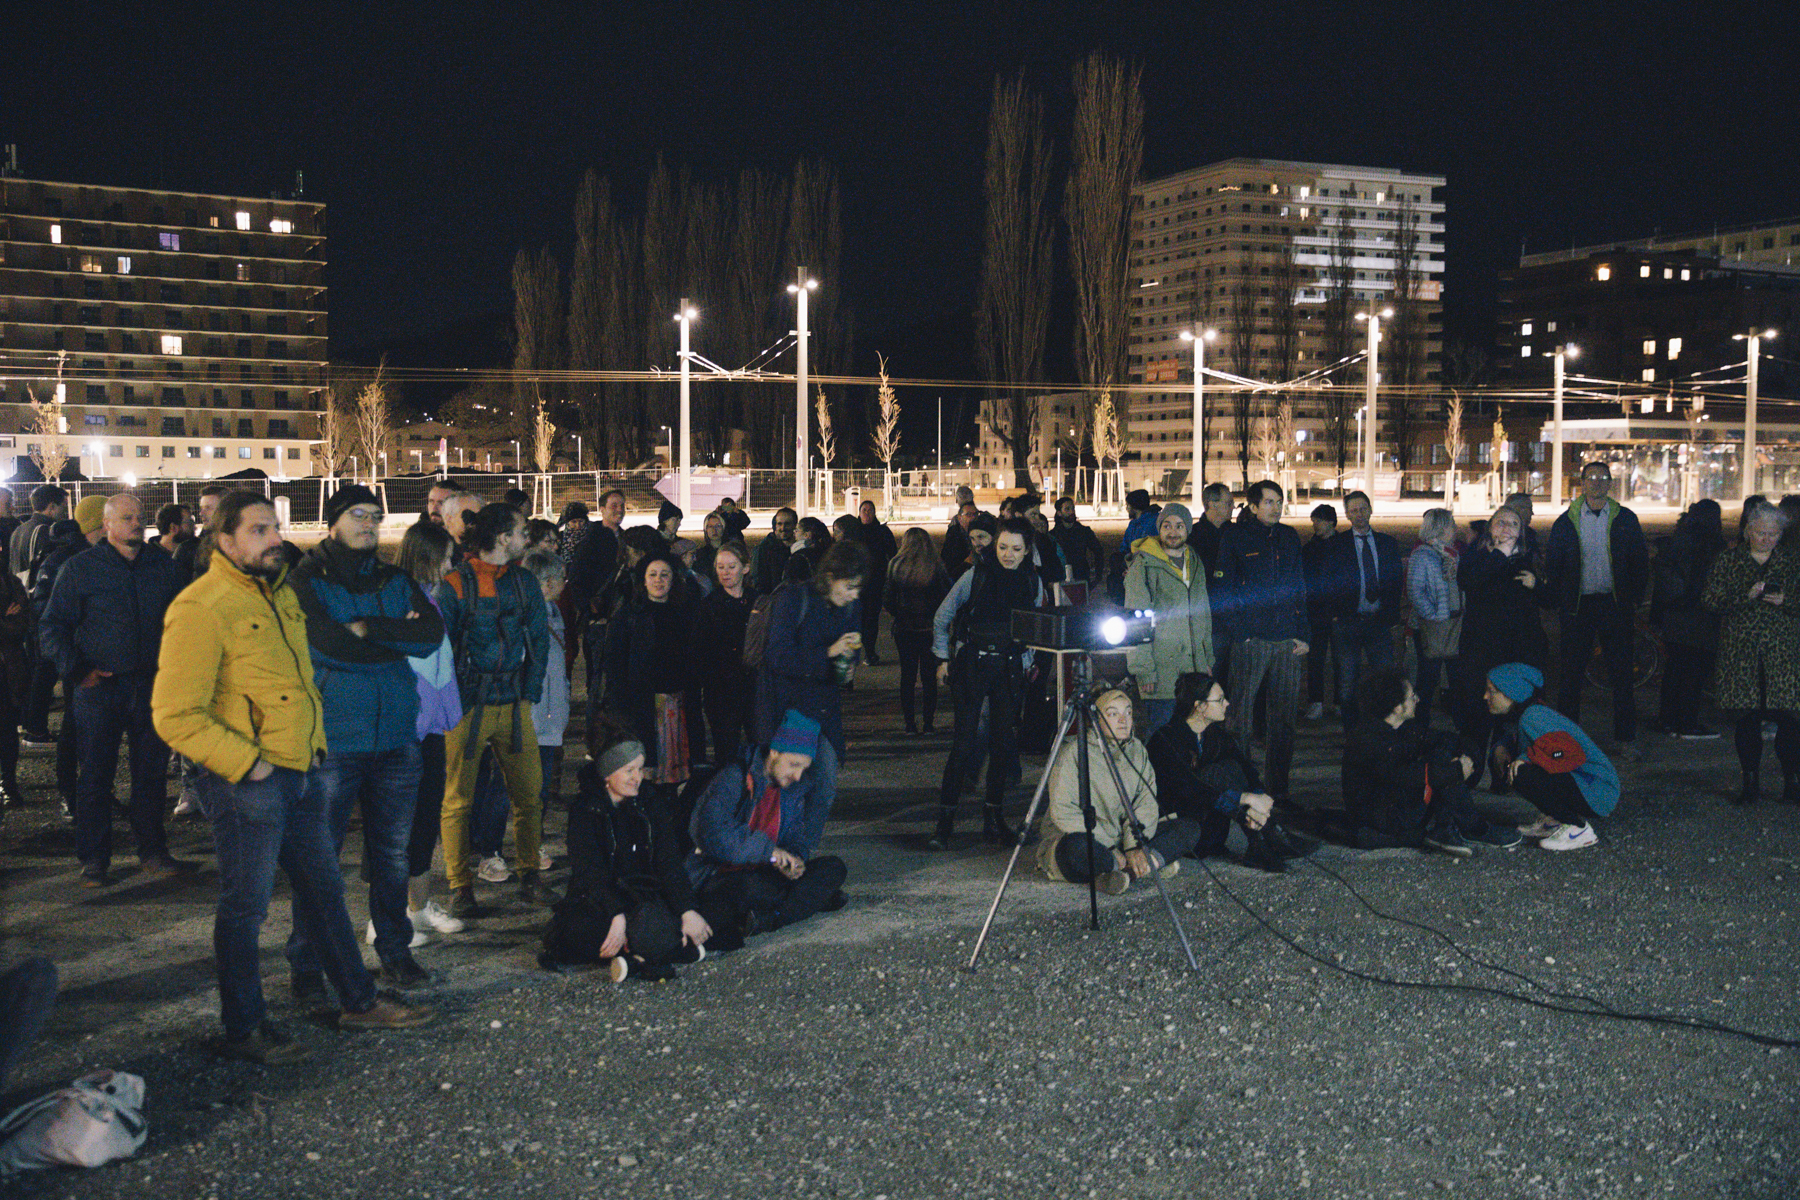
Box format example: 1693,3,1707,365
788,271,818,516
1179,326,1217,503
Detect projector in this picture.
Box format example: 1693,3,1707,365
1012,606,1156,652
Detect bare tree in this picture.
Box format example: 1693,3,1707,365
873,354,901,510
1277,394,1298,477
1322,202,1359,482
815,383,835,471
26,353,69,482
532,385,557,474
1252,398,1277,477
1385,193,1425,489
1490,405,1507,495
1092,386,1120,504
1066,53,1143,489
511,247,563,455
1444,389,1464,503
313,385,346,479
976,71,1055,490
353,359,392,480
568,169,612,468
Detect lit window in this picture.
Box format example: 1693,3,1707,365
235,211,251,231
269,218,292,234
1663,268,1673,279
1520,322,1533,336
1639,264,1651,278
158,231,179,250
117,256,131,274
1641,368,1656,382
1520,345,1532,358
1668,337,1682,360
1680,268,1691,281
79,254,101,274
1642,339,1656,355
160,334,183,355
235,263,248,281
238,447,252,459
1375,192,1385,202
1597,266,1611,281
209,215,220,228
49,223,61,244
1547,321,1557,332
1299,185,1310,198
186,446,200,458
135,445,149,457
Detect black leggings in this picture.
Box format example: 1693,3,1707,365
1734,712,1800,777
407,733,446,878
1054,819,1203,882
1512,762,1598,826
893,628,938,729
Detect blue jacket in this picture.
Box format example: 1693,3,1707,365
1216,516,1309,644
289,538,443,755
40,541,183,681
1512,702,1620,816
754,582,859,759
434,557,549,709
687,741,839,888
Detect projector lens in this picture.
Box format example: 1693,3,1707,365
1101,616,1126,646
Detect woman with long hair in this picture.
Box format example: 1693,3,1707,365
605,551,699,794
690,510,728,587
1652,498,1725,738
884,527,951,735
757,538,868,765
696,539,758,765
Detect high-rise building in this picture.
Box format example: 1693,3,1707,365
1520,216,1800,272
1125,158,1445,490
0,174,326,480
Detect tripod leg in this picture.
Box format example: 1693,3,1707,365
966,695,1083,973
1088,713,1201,973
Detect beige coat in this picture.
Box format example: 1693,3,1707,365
1036,730,1164,880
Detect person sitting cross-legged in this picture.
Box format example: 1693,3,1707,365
689,710,848,952
541,734,712,982
1483,662,1618,852
1035,688,1201,895
1343,666,1522,857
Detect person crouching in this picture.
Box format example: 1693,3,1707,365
1484,662,1618,852
1036,688,1201,894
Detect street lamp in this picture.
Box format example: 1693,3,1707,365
674,299,697,515
574,433,582,473
787,269,819,517
1179,326,1218,504
1733,328,1779,500
1547,344,1578,506
1354,307,1393,496
510,440,520,475
348,454,358,483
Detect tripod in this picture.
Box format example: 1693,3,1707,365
967,656,1199,972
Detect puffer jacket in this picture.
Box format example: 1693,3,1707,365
151,553,326,782
1036,731,1165,879
435,557,549,709
409,589,462,739
1123,536,1214,700
289,537,443,755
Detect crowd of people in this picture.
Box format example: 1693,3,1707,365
0,463,1782,1077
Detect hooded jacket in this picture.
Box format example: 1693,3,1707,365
1123,535,1214,700
289,536,443,755
152,553,327,782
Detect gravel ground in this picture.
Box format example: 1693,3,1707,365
2,642,1797,1198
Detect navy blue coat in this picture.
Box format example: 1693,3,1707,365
753,582,859,759
40,541,183,682
687,741,839,888
1215,517,1309,644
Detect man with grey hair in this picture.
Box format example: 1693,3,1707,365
40,494,188,886
439,492,484,565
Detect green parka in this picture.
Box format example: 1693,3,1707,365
1122,535,1214,700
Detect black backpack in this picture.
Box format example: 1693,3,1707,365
741,583,807,669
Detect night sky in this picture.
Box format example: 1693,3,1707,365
8,2,1797,413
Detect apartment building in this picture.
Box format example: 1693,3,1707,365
1126,158,1445,486
0,173,326,480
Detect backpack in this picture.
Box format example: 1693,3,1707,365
742,583,807,669
0,1071,147,1178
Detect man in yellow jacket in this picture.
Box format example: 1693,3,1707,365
152,492,432,1065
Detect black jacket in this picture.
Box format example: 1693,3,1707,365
39,541,183,681
1544,499,1650,613
29,522,87,613
1455,545,1550,684
567,522,620,613
1342,718,1438,839
1321,528,1405,625
1051,518,1104,583
565,764,696,917
1147,719,1262,823
604,596,697,767
1216,516,1308,644
1650,517,1723,649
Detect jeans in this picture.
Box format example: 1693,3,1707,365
1333,615,1398,723
21,656,55,735
892,627,938,731
1225,639,1305,797
1511,762,1598,827
287,742,422,970
407,733,446,878
1306,614,1334,705
199,765,376,1041
1053,819,1202,883
73,671,169,869
442,702,542,891
539,743,564,829
1413,633,1450,728
1557,593,1637,742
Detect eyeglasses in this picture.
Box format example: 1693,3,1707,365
345,508,384,523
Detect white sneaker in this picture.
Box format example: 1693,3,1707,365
477,855,511,884
1517,817,1562,839
538,847,553,872
1540,822,1599,852
1304,702,1324,721
172,790,201,818
366,919,429,948
411,900,465,935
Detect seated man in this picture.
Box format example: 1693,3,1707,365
1342,667,1520,857
1484,662,1618,852
1036,688,1201,894
690,710,848,952
543,734,711,982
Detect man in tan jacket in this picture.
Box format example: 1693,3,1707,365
153,492,431,1064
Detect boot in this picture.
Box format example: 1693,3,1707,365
1241,829,1289,874
1784,776,1800,805
982,803,1018,847
1736,772,1760,807
925,806,956,851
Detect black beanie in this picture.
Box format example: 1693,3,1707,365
324,484,382,528
658,499,683,526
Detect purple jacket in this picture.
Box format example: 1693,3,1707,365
411,591,463,738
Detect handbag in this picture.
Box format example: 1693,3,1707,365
0,1071,147,1177
1420,612,1463,659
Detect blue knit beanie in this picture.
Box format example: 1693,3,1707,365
1487,662,1543,702
771,709,821,758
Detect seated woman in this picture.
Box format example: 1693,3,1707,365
1146,671,1304,872
1035,688,1201,894
1484,662,1618,852
1343,666,1520,856
541,734,716,981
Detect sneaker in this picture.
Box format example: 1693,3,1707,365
1517,817,1562,839
1095,870,1131,895
19,727,55,748
210,1021,309,1065
446,886,480,920
78,861,111,888
338,995,434,1030
538,847,553,872
477,855,510,884
1676,725,1721,741
378,955,432,989
673,942,706,966
1304,701,1324,721
1540,822,1599,852
1422,826,1473,858
517,871,561,907
172,788,201,818
411,901,465,935
365,920,428,949
140,854,198,879
1470,824,1525,850
608,957,631,983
